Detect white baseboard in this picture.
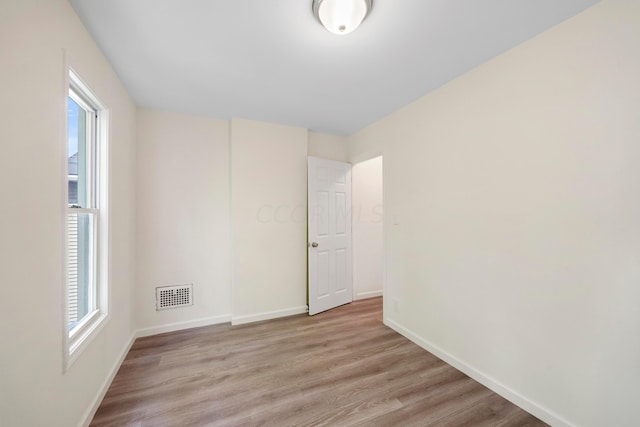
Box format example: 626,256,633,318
79,332,136,427
354,290,383,300
135,314,232,338
384,318,574,427
232,305,308,325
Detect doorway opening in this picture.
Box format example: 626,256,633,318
307,155,384,316
352,156,384,301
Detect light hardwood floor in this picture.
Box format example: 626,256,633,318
91,298,547,426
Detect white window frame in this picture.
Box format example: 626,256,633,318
63,67,110,371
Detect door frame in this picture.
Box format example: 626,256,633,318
306,152,385,318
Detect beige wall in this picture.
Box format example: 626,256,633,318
347,1,640,426
231,118,309,323
352,156,384,300
134,113,347,329
308,131,348,162
0,0,137,425
135,110,231,334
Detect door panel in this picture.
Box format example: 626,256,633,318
336,248,347,292
336,193,346,234
317,192,329,236
318,251,330,297
308,157,352,315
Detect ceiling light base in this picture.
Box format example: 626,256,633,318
312,0,373,35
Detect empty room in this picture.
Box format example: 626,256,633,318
1,0,639,426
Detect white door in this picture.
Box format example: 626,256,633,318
308,157,352,315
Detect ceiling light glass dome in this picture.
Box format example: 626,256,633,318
312,0,373,35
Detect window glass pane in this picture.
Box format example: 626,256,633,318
66,73,106,363
68,97,87,207
68,212,95,330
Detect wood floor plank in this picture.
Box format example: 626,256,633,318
91,298,546,427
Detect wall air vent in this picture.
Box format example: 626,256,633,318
156,284,193,310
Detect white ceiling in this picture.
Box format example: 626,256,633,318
68,0,599,135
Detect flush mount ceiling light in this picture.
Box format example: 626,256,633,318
312,0,373,35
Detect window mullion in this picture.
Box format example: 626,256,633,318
67,207,99,215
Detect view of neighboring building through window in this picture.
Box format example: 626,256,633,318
66,71,107,363
67,91,96,331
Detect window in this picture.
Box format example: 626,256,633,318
65,70,108,367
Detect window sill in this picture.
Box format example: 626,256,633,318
65,311,109,372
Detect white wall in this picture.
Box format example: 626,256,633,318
308,131,348,162
135,110,231,334
231,118,308,323
0,0,137,425
352,157,384,300
347,1,640,426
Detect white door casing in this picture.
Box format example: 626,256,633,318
308,157,352,315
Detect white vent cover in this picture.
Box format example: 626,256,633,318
156,284,193,310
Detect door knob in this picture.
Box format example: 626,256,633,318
311,242,319,248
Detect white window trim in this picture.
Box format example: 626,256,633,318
62,62,111,372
